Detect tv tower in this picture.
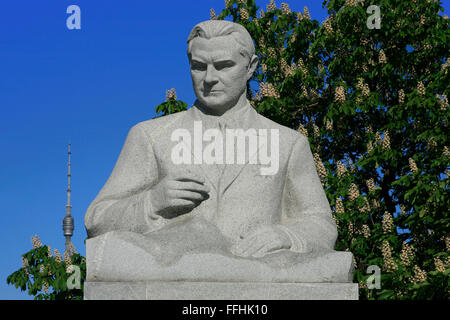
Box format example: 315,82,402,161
62,143,74,255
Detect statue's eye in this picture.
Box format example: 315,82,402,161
215,61,234,70
191,62,206,71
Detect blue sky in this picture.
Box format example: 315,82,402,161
0,0,447,299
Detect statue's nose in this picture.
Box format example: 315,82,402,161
204,65,219,86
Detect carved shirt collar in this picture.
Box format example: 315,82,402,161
190,99,256,130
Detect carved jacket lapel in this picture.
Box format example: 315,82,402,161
180,102,265,196
182,106,221,193
218,106,265,196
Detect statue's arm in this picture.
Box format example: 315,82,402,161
84,123,165,238
279,135,338,252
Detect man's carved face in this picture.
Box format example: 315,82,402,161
189,36,254,113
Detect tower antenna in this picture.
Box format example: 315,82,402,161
63,143,74,255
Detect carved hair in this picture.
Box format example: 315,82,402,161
187,20,255,60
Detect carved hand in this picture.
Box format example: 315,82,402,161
149,172,210,219
230,225,292,258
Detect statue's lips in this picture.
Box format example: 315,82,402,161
203,90,223,96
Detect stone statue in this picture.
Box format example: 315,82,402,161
84,20,357,300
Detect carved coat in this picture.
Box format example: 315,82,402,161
85,100,337,253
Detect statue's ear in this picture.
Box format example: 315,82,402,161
246,54,258,80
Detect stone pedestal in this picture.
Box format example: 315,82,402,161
84,281,358,300
84,231,358,300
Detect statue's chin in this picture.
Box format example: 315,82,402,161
197,96,238,114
